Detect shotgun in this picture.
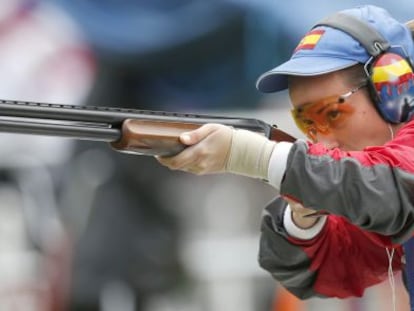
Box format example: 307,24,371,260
0,99,296,156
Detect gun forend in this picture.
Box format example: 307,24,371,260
110,119,296,157
110,119,199,156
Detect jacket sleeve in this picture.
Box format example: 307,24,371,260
280,120,414,244
258,197,404,299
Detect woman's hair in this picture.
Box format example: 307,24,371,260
341,64,368,88
287,63,368,89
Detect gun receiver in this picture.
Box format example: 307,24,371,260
0,99,296,156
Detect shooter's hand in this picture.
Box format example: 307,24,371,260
156,124,232,175
156,123,276,178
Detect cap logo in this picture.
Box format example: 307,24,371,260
294,29,325,53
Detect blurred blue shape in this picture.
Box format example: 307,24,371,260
50,0,247,55
49,0,414,61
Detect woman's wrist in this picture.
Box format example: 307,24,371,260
283,205,327,240
225,129,276,179
291,211,320,229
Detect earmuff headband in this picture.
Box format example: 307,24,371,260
314,13,390,57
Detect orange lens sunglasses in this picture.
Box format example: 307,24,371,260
291,84,366,140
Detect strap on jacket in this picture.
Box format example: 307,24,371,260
403,236,414,311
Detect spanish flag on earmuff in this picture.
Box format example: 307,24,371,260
371,52,414,123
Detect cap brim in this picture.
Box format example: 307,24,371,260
256,56,359,93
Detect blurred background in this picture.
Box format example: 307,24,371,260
0,0,411,310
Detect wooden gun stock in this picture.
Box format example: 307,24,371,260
0,99,296,156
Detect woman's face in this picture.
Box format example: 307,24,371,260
289,72,393,151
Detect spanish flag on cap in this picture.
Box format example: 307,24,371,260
294,30,325,53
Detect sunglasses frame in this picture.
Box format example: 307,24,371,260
291,83,367,139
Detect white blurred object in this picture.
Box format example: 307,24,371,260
0,1,95,310
0,0,95,165
0,0,94,104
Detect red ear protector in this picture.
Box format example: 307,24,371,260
315,13,414,123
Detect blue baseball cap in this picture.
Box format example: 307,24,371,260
256,5,414,93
